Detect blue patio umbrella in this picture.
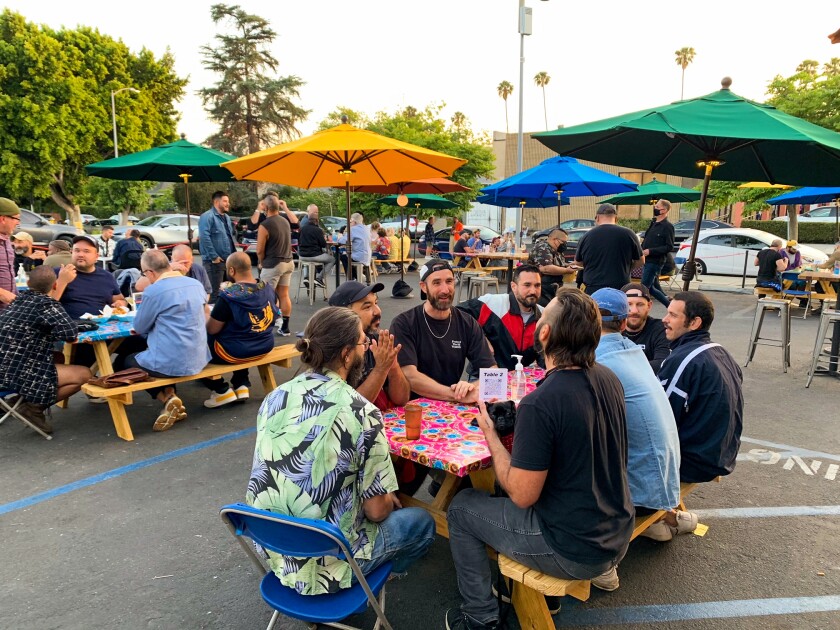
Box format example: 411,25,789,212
474,193,570,208
767,186,840,239
480,156,638,231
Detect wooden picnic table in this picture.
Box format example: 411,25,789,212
462,250,530,284
798,269,839,300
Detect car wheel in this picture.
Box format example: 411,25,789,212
695,259,707,275
57,235,74,244
139,236,154,249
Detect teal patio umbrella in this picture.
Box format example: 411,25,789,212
601,178,703,205
380,193,458,280
535,78,840,289
86,135,236,241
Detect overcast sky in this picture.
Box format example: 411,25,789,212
6,0,838,144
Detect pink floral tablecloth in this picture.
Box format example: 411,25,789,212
383,366,544,477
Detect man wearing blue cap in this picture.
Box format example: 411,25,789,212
592,288,684,543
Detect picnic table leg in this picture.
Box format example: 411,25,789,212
258,364,278,394
430,473,460,511
108,398,135,441
56,344,76,409
506,259,514,285
510,582,554,630
469,467,496,493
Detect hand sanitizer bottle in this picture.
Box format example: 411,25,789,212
510,354,526,404
16,263,27,284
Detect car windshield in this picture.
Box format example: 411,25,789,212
136,216,163,226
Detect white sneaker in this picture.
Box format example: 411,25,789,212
591,566,620,592
640,520,674,542
234,386,249,401
204,388,237,409
640,510,698,542
673,510,699,535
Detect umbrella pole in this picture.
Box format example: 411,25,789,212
181,173,193,244
344,178,353,282
400,212,405,281
682,161,717,291
835,198,839,243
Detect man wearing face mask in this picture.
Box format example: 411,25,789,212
640,199,675,307
528,229,575,307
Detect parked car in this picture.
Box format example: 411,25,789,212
531,218,596,243
112,214,201,248
773,205,840,222
637,219,732,251
83,218,120,233
109,214,139,224
417,225,502,258
675,227,828,276
64,213,97,225
15,209,84,245
379,219,428,240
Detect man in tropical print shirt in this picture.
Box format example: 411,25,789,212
246,307,435,595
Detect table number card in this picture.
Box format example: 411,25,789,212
479,368,508,402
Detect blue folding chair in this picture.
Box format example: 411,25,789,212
0,390,52,440
781,270,812,319
220,503,393,630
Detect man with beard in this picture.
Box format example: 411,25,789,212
445,289,633,629
620,283,670,374
456,264,545,371
528,229,575,307
328,280,410,411
391,259,496,403
246,307,436,596
12,232,45,272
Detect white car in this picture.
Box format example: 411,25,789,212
772,205,840,223
109,214,139,224
675,227,827,276
112,214,201,248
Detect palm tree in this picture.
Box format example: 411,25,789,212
497,81,514,134
674,47,696,100
534,72,551,130
451,111,466,138
797,59,819,76
824,58,840,77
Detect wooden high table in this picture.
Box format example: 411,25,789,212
462,251,530,284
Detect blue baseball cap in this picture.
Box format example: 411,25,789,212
591,288,628,321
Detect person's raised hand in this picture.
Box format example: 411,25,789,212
476,400,497,437
58,264,77,284
371,330,401,370
451,380,477,403
30,250,46,260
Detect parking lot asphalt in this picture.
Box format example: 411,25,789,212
1,268,839,630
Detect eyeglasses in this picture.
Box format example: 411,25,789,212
3,215,20,222
357,338,371,350
141,269,153,276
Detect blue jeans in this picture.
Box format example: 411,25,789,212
355,507,436,578
448,489,615,625
642,261,671,306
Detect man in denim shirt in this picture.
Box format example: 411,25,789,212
199,191,237,302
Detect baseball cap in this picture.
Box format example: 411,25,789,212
621,282,651,301
11,231,34,243
0,198,21,217
592,287,628,321
328,281,384,307
72,234,99,249
786,240,798,248
49,240,71,252
596,203,617,215
419,258,454,282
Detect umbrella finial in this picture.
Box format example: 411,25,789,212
721,77,732,90
180,132,186,140
341,114,349,125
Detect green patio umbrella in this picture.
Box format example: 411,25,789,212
86,134,237,241
534,78,840,289
380,194,458,280
601,178,703,205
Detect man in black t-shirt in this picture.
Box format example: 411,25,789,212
621,283,670,374
576,203,644,295
390,259,495,403
445,288,634,630
452,232,469,267
298,204,336,286
754,239,785,290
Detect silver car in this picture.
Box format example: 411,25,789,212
112,214,201,248
16,209,84,245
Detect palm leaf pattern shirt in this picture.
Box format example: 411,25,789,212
246,369,398,595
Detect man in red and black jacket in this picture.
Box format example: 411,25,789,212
456,264,545,372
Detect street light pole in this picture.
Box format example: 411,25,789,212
111,87,140,158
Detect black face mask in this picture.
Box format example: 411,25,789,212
652,207,662,217
557,243,567,253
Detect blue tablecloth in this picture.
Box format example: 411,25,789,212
76,318,136,344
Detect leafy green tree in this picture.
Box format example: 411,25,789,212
316,106,370,131
534,71,550,130
172,180,259,216
451,111,467,139
79,179,151,221
675,47,696,99
0,10,185,224
199,3,309,155
497,81,514,134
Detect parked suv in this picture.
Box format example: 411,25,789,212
15,209,84,245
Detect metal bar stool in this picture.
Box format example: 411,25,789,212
350,262,371,285
806,309,840,387
455,270,485,303
744,298,791,373
468,275,500,299
294,261,328,305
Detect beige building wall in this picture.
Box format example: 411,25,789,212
492,132,700,231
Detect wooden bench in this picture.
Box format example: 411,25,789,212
754,287,783,299
497,479,719,629
81,344,300,441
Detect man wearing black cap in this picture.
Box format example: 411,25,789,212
329,280,410,411
575,203,643,295
621,283,670,374
391,259,495,403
